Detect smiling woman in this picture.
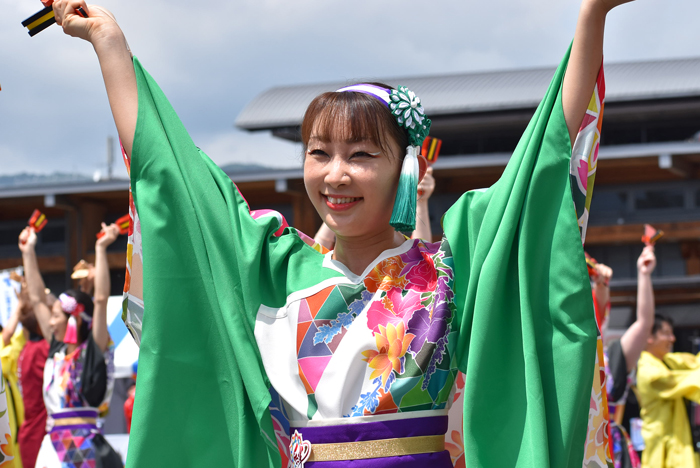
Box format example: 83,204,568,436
42,0,639,466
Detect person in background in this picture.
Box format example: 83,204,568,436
636,314,700,468
314,166,437,249
594,246,656,468
412,166,435,241
124,361,137,434
70,260,96,296
20,223,123,468
1,280,58,468
16,285,51,468
0,283,29,468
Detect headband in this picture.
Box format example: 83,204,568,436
336,84,432,231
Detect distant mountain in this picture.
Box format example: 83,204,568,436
219,162,275,174
0,172,92,188
0,162,281,189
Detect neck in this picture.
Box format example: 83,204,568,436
647,348,666,361
333,228,406,276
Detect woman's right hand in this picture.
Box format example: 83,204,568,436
53,1,122,44
18,227,37,253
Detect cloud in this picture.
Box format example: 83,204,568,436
195,129,303,169
1,0,699,177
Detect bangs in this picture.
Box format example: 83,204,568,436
301,91,407,156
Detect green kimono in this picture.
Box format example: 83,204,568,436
122,45,606,467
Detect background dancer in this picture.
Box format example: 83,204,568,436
20,224,122,468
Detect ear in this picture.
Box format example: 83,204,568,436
417,154,428,183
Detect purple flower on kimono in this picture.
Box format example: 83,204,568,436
399,243,424,276
406,299,451,356
422,335,448,390
435,276,454,304
399,241,441,276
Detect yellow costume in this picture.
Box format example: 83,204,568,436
637,350,700,468
0,330,25,468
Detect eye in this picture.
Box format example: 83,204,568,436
307,149,329,158
351,151,376,159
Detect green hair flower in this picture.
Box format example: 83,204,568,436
389,86,432,146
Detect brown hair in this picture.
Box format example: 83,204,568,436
19,307,41,337
301,83,408,159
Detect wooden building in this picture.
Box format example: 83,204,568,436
2,56,700,349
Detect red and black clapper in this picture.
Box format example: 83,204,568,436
421,137,442,165
21,2,87,37
96,214,130,238
642,224,664,246
28,209,48,232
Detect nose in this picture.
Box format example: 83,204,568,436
324,156,350,188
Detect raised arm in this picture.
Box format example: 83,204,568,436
620,246,656,371
93,222,119,351
53,0,137,155
412,166,434,241
19,228,52,342
592,262,612,312
562,0,634,145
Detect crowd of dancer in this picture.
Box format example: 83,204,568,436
4,0,698,466
1,223,123,467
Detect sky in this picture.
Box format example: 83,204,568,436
1,0,698,179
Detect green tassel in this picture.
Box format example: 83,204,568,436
390,146,419,232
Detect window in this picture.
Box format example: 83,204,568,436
635,190,684,210
591,191,627,214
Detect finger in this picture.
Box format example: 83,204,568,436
52,0,65,26
58,0,89,27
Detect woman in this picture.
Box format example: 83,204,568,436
49,0,632,466
590,247,657,468
1,280,52,468
19,224,122,468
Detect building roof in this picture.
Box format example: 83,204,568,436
2,140,699,199
235,57,700,131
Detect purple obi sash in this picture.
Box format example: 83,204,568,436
49,407,99,432
289,415,453,467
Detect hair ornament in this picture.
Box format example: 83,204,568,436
336,83,433,232
64,315,79,344
389,86,431,147
58,292,92,324
59,293,84,315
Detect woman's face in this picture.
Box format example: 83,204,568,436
50,300,68,341
304,120,402,239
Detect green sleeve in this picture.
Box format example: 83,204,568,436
442,46,597,467
126,57,329,468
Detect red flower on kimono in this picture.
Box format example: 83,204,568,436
405,251,438,292
366,288,424,334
